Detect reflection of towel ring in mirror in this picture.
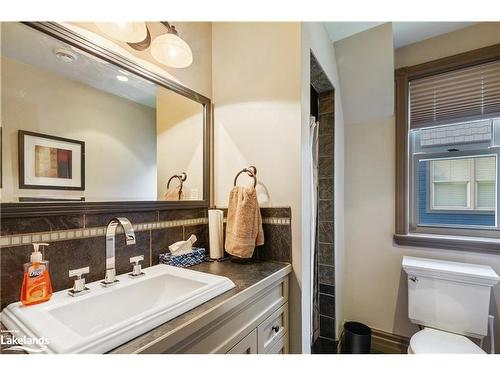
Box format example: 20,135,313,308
233,166,257,188
167,172,187,200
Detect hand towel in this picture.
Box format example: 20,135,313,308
225,186,264,259
165,187,184,201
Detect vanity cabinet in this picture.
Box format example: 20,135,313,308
225,302,289,354
139,272,289,354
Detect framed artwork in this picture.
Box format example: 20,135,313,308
18,130,85,190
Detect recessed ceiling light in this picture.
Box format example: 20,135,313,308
116,75,129,82
53,48,77,63
118,69,130,76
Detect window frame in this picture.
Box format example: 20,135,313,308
394,43,500,252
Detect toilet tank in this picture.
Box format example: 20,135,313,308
402,256,500,338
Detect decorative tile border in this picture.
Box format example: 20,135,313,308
0,216,291,248
0,217,208,248
221,217,290,225
262,217,291,225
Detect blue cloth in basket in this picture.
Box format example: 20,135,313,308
159,247,205,268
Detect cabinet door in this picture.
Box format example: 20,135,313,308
226,329,258,354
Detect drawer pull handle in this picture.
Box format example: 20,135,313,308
272,325,280,333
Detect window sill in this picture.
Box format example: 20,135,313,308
393,233,500,253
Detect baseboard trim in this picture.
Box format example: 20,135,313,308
371,328,410,354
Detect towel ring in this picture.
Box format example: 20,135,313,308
233,166,257,188
167,172,187,199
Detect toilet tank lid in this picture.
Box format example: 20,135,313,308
402,256,500,285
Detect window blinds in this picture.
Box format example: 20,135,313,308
409,60,500,129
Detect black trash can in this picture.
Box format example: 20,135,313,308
340,321,372,354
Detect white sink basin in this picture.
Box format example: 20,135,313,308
1,264,235,353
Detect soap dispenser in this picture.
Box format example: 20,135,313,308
20,243,53,306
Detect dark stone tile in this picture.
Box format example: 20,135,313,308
318,243,334,266
318,156,334,178
318,93,334,115
1,215,84,235
158,208,207,221
151,227,183,265
320,293,335,318
311,54,333,94
320,316,335,339
318,134,334,157
320,283,335,296
183,224,209,253
114,230,151,275
319,265,335,285
218,207,291,219
312,337,337,354
44,237,106,293
318,221,334,244
319,113,334,136
1,245,32,310
254,224,292,262
85,211,158,228
319,200,334,222
318,178,334,200
259,207,291,218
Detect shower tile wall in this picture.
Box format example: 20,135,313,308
317,90,335,342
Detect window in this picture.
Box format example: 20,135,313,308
395,44,500,251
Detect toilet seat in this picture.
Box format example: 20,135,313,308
409,328,485,354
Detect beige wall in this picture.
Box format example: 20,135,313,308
156,86,204,200
339,22,500,351
1,56,157,201
395,22,500,69
68,22,213,99
301,22,346,348
212,22,302,352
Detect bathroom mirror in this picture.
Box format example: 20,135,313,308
1,22,211,216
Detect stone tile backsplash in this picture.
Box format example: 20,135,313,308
0,206,292,310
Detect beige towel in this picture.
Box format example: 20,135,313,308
225,186,264,259
164,187,184,201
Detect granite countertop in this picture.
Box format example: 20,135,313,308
0,260,291,354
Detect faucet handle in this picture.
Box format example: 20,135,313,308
68,266,90,297
129,255,145,278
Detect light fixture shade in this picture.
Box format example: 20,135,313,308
150,33,193,68
95,22,147,43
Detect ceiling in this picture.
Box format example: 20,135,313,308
2,22,157,108
323,22,477,48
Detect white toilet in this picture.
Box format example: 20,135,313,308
402,256,500,354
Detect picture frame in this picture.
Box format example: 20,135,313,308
18,130,85,190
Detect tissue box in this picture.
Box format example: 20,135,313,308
159,247,206,268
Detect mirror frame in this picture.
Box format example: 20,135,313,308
1,22,211,218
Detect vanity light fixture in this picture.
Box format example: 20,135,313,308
116,75,129,82
150,22,193,68
95,22,148,43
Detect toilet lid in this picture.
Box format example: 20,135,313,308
410,328,485,354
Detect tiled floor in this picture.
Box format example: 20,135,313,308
311,337,337,354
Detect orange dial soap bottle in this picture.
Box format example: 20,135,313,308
20,242,53,306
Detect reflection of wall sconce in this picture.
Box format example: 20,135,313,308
94,22,193,68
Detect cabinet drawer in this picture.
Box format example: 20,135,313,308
265,332,288,354
257,302,288,353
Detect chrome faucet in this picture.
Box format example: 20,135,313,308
101,217,136,287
